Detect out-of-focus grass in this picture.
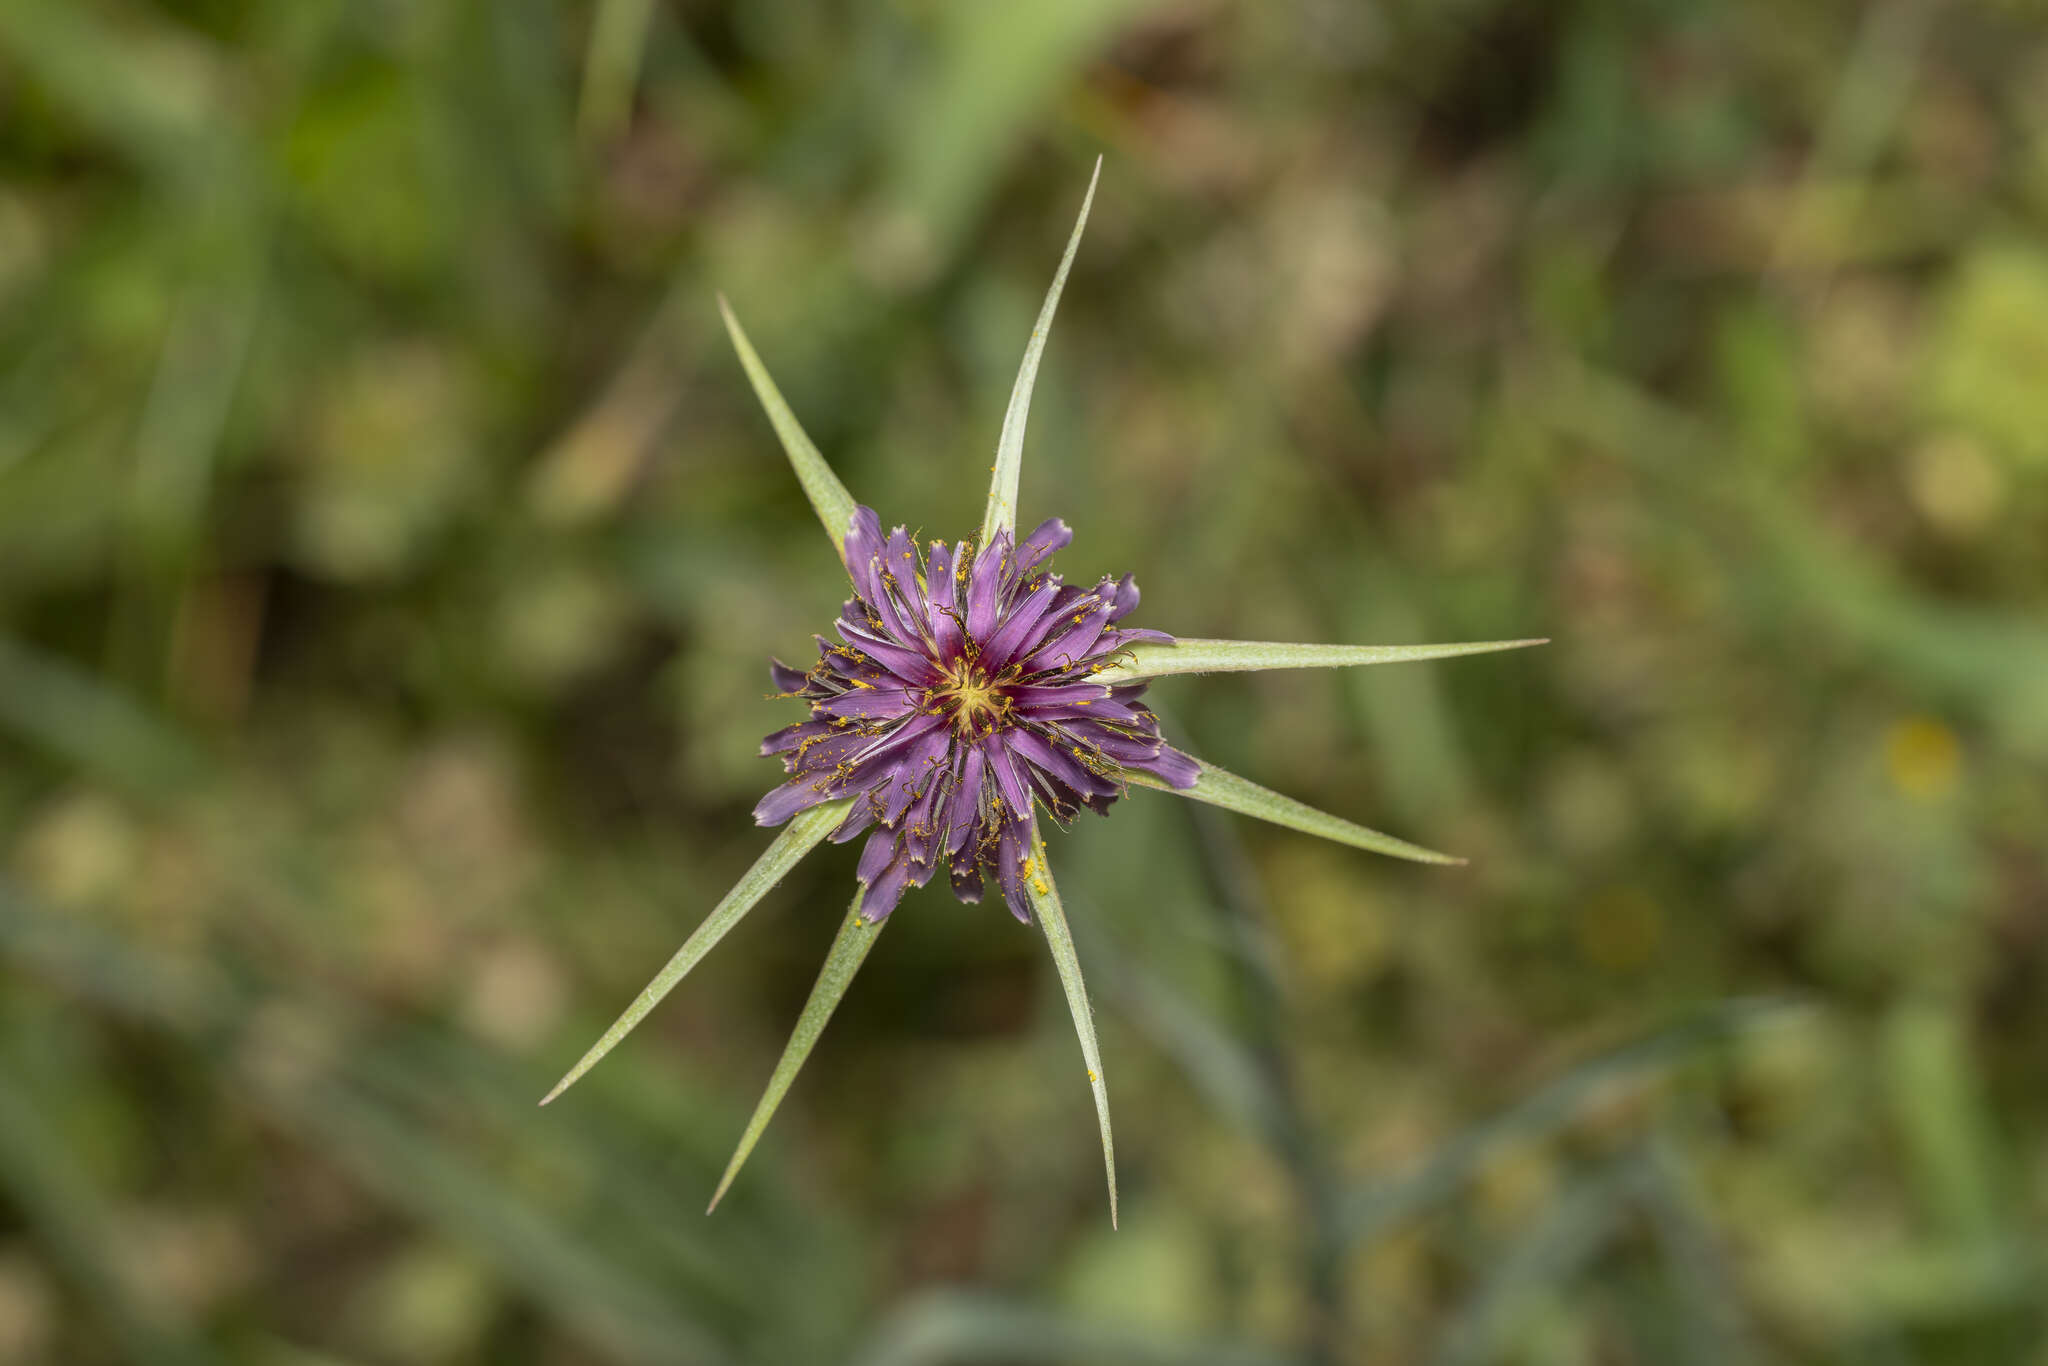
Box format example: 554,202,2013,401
3,1,2047,1363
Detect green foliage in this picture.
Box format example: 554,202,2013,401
1103,636,1549,684
982,158,1099,546
1129,760,1464,867
541,796,852,1107
707,892,885,1217
717,298,858,558
3,0,2047,1363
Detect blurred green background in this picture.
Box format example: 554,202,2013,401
3,1,2047,1362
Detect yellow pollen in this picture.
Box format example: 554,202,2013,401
932,660,1005,734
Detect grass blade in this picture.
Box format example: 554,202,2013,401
1022,846,1118,1228
0,1064,222,1366
542,798,851,1105
1097,636,1548,683
707,889,887,1212
0,633,208,798
717,295,858,558
1127,758,1463,866
980,156,1100,546
576,0,655,144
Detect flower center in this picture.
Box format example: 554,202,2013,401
932,661,1007,734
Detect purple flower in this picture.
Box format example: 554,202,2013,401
754,506,1197,922
544,160,1543,1224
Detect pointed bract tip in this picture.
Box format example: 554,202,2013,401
540,1055,595,1104
706,1165,741,1214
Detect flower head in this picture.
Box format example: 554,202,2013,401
543,160,1543,1226
756,507,1196,921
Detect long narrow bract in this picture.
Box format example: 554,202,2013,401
1022,849,1117,1228
707,890,887,1212
980,157,1100,547
1097,636,1549,684
1126,758,1463,866
540,797,852,1105
717,295,857,558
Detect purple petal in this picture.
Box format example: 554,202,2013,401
814,632,892,678
769,658,811,694
1130,743,1200,789
1062,719,1168,766
980,575,1065,667
1031,770,1104,824
871,525,928,644
984,739,1035,822
903,771,947,865
904,847,941,889
1006,682,1113,710
1010,728,1119,799
881,723,953,826
836,612,939,685
752,775,842,826
1092,627,1173,653
814,687,918,722
1004,584,1090,664
964,532,1012,641
844,507,888,606
784,729,874,777
1106,572,1141,621
834,713,949,795
1012,696,1148,726
950,860,984,903
1011,518,1072,583
925,540,965,660
1022,585,1119,674
831,795,879,843
847,709,945,761
857,828,899,883
946,750,986,858
862,847,917,921
761,719,832,756
989,816,1033,922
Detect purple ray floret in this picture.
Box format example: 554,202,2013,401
755,505,1198,922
